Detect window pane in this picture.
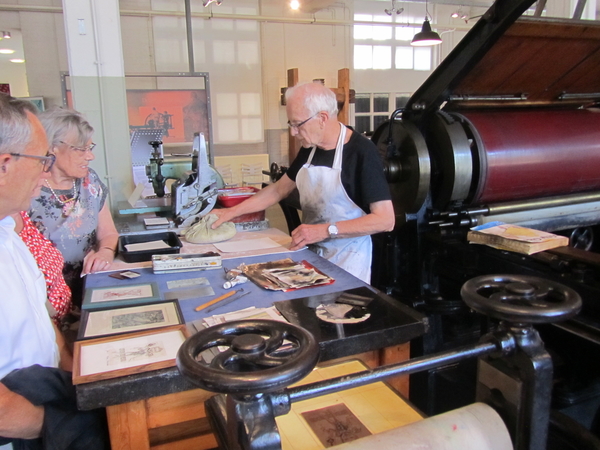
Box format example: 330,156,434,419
395,26,418,41
354,45,373,69
355,116,371,135
354,24,372,40
373,94,388,112
355,94,371,113
396,94,410,109
414,47,431,71
372,46,391,69
395,46,413,69
374,115,388,131
372,25,392,41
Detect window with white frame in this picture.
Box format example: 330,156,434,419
353,14,432,71
354,93,411,135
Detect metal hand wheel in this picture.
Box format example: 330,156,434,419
177,319,319,395
461,274,581,324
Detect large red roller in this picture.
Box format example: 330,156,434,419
459,109,600,204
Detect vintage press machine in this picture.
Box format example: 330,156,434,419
176,275,588,449
368,0,600,433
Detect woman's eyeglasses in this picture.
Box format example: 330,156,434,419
60,141,96,153
9,152,56,173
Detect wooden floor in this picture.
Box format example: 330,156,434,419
277,360,423,450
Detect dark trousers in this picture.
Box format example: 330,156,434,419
0,365,109,450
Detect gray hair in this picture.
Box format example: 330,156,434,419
39,107,94,148
0,94,39,155
285,82,338,117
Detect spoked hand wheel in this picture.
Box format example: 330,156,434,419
177,319,319,395
461,274,581,324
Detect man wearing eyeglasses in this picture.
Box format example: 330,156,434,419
213,82,394,283
0,95,108,449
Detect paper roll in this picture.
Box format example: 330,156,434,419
330,403,513,450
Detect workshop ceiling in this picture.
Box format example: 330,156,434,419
297,0,496,14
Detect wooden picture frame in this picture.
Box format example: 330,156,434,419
82,282,161,310
78,300,184,340
73,325,189,385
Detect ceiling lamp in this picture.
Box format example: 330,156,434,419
290,0,300,10
411,0,442,47
202,0,222,6
384,0,404,16
1,31,10,39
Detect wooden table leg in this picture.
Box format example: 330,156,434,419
106,400,150,450
380,343,411,397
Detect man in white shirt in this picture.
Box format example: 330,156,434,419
0,95,106,449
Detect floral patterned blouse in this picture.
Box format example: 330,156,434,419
18,211,72,324
29,168,108,304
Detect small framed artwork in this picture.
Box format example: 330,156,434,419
82,282,161,310
73,324,190,385
17,96,45,112
78,300,184,340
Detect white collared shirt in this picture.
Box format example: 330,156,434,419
0,216,58,379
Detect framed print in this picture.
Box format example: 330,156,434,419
82,282,161,310
17,96,45,112
78,300,183,340
73,325,189,385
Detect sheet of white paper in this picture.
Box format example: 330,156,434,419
144,217,170,226
125,240,171,252
127,182,146,207
213,237,282,253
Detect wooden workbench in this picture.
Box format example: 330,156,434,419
78,230,427,449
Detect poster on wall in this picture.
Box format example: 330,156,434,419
126,90,209,144
66,89,210,145
0,84,10,95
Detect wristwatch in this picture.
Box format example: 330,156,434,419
328,223,339,238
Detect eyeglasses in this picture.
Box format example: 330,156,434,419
60,141,96,153
287,113,318,130
9,152,56,173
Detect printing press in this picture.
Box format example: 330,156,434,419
118,132,231,234
365,0,600,439
176,273,585,450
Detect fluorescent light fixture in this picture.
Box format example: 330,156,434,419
10,58,25,63
0,49,15,54
2,31,11,39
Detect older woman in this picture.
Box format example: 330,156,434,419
29,107,118,305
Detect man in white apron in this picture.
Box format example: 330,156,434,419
212,82,394,283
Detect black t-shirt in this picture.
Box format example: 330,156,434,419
286,128,391,214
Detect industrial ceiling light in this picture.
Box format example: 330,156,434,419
411,0,442,47
202,0,222,6
384,0,404,16
2,31,11,39
290,0,300,10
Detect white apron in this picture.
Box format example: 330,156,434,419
296,123,372,283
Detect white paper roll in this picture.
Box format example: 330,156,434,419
330,403,513,450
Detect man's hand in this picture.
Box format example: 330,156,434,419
290,223,329,250
210,208,237,229
0,383,43,439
